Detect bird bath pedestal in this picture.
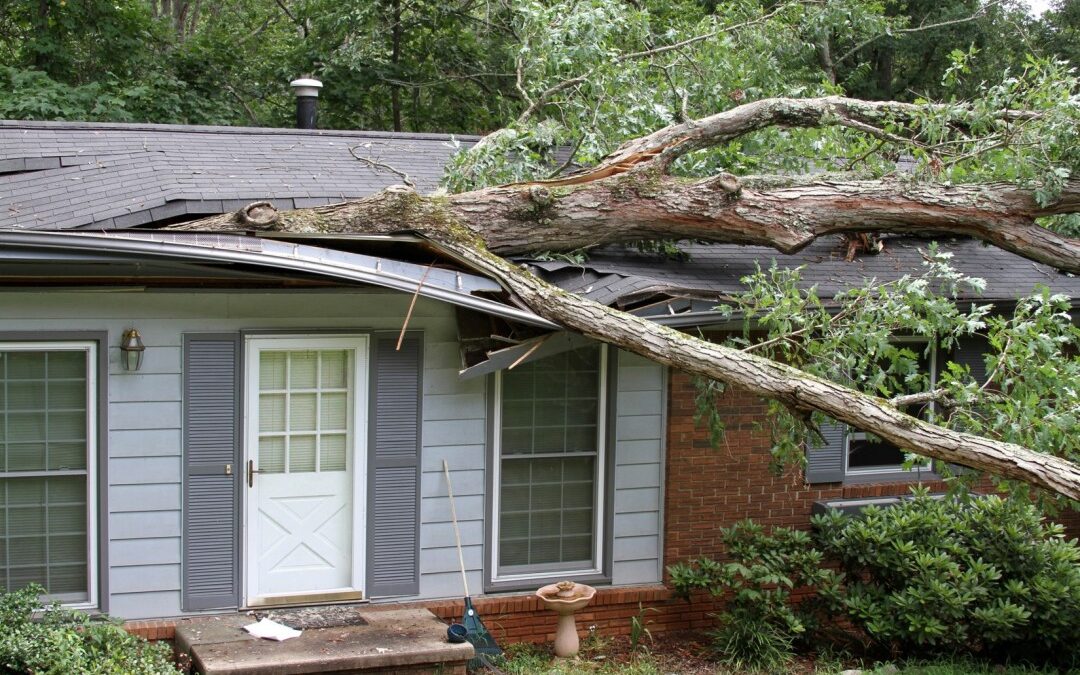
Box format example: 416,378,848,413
535,581,597,658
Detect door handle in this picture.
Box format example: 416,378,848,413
247,459,263,488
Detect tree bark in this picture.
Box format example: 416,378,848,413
171,186,1080,501
168,95,1080,500
177,171,1080,274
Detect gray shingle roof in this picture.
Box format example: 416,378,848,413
526,236,1080,311
3,120,1075,314
1,120,478,230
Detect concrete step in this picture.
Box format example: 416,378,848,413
174,607,473,675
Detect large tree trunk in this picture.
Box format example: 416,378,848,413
171,95,1080,500
174,186,1080,501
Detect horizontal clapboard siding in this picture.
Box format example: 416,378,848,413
0,290,468,618
611,352,665,585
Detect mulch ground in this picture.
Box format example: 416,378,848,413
572,630,823,674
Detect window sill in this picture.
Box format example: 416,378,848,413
842,469,938,485
485,572,611,595
812,491,959,517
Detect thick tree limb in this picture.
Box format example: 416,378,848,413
168,94,1080,499
432,230,1080,502
539,96,1037,185
177,173,1080,274
171,188,1080,501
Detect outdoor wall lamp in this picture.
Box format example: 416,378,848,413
120,328,146,372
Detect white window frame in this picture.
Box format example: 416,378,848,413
489,345,607,584
845,337,934,478
0,341,98,610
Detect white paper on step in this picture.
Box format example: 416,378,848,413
243,617,303,641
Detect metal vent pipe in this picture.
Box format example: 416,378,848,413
289,78,323,130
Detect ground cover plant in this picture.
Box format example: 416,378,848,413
494,635,1068,674
0,584,179,674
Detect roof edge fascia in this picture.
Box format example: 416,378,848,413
0,230,557,329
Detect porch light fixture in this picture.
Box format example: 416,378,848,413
120,328,145,372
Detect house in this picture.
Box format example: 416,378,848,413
1,119,1077,643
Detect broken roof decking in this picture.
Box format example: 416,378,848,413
0,120,477,231
525,236,1080,323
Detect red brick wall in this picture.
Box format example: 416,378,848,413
664,368,1080,569
425,585,723,644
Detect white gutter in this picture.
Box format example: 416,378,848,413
0,230,559,330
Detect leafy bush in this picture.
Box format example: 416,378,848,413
0,584,179,674
668,520,841,670
812,490,1080,666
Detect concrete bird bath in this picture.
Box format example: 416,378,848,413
535,581,597,658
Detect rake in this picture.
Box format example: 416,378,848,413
442,460,502,669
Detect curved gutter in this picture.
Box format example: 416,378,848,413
0,230,559,330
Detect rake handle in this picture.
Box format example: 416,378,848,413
442,459,470,598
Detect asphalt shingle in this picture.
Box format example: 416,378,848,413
526,236,1080,305
1,120,478,230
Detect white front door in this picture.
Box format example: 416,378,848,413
244,336,368,606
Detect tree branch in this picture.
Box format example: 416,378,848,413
168,184,1080,500
513,1,812,125
536,96,1037,186
835,1,1000,65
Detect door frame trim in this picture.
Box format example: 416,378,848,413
241,334,370,608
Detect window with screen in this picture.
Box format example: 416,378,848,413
0,344,96,604
846,341,935,476
495,345,605,577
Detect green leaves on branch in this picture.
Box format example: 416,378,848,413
669,521,841,670
813,490,1080,663
0,585,179,674
694,246,1079,509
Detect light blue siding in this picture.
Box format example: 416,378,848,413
0,289,668,618
612,353,665,586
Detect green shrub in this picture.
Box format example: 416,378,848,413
0,584,179,674
668,520,841,670
812,489,1080,666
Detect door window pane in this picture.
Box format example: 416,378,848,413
257,350,352,474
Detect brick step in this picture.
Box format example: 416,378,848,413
174,608,472,675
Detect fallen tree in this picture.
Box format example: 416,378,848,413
173,95,1080,501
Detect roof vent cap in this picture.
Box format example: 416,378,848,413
289,78,323,129
289,78,323,98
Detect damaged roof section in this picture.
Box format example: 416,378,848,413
0,120,477,231
0,230,557,330
525,235,1080,324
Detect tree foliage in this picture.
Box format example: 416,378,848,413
1,0,1076,130
697,247,1079,510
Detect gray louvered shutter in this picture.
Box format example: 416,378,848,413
806,420,846,483
182,334,240,611
954,336,990,385
367,332,422,597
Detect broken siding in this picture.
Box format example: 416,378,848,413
0,290,479,619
